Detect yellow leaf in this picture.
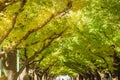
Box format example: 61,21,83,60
72,0,88,11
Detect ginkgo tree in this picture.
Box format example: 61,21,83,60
0,0,75,80
46,0,120,79
0,0,120,80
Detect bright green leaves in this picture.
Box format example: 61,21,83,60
52,0,120,75
101,0,120,16
29,0,68,14
0,0,120,77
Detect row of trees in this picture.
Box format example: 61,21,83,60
0,0,120,80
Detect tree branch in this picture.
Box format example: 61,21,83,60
0,0,27,45
24,48,28,59
34,61,57,77
17,28,67,76
11,0,72,50
0,0,20,12
42,61,57,75
0,0,71,58
29,56,45,65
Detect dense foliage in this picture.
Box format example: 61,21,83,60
0,0,120,80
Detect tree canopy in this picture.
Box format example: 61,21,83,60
0,0,120,80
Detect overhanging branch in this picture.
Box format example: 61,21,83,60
0,0,72,58
0,0,20,12
42,61,57,75
17,28,67,76
29,56,45,65
0,0,27,45
11,0,72,50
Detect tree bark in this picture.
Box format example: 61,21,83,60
79,73,83,80
95,71,101,80
3,51,17,80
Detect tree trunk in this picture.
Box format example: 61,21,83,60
79,73,83,80
40,76,42,80
94,70,101,80
3,51,17,80
112,50,120,80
